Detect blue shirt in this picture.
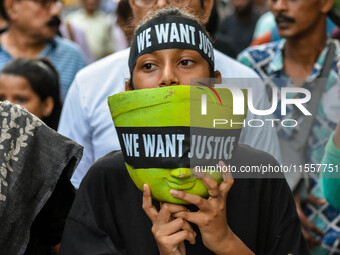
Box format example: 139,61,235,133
0,36,87,100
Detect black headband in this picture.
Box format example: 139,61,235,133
129,15,215,73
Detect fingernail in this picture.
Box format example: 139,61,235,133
143,184,147,191
218,161,226,166
170,189,179,197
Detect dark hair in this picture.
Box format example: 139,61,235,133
116,0,134,44
0,0,9,21
0,58,62,130
206,0,218,37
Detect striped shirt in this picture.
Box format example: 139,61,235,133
0,36,87,100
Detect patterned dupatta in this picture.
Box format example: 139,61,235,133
0,101,83,254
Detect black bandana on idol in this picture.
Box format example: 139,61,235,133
128,15,215,73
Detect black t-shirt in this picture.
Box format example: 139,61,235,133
24,167,76,255
60,145,310,255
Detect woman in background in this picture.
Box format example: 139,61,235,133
0,58,62,130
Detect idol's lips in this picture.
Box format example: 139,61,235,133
164,178,197,190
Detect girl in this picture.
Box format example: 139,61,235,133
0,58,62,130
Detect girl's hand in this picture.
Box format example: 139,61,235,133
170,161,254,255
142,184,196,255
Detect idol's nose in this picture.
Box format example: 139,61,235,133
170,168,191,179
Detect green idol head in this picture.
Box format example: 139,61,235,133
109,85,246,204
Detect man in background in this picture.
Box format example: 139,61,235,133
0,0,86,100
215,0,260,58
239,0,340,253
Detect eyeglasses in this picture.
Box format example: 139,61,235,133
21,0,63,9
132,0,192,9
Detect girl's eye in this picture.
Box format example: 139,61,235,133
143,63,156,70
180,60,194,66
15,97,28,104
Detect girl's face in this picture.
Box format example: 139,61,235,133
127,49,219,90
0,74,52,119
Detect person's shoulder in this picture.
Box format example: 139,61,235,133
231,145,287,189
53,36,85,58
80,150,128,187
65,9,83,20
330,38,340,60
233,144,279,166
213,49,259,78
332,38,340,49
237,41,280,67
88,150,125,172
96,10,111,21
75,48,129,80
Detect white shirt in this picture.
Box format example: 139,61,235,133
59,48,281,188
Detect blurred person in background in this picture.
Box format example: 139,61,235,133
320,122,340,210
215,0,260,58
0,10,6,31
205,0,219,37
66,0,114,60
319,56,340,211
112,0,131,51
239,0,340,253
252,10,337,46
59,21,94,63
0,58,62,130
0,0,87,101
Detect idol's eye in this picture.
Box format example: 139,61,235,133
0,95,5,101
179,59,195,66
142,63,156,70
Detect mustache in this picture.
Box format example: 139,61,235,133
275,14,295,24
47,16,61,27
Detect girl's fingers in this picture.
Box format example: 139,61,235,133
219,161,234,200
170,189,209,209
155,216,196,238
142,184,158,223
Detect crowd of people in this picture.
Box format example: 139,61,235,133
0,0,339,254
